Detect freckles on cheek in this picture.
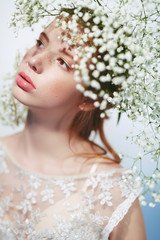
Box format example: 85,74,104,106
50,83,66,96
50,82,75,100
40,82,60,97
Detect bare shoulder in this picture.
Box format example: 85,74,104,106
95,157,123,173
109,198,146,240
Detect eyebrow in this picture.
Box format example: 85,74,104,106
59,48,74,60
40,31,74,60
40,32,49,42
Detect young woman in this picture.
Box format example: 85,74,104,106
0,8,146,240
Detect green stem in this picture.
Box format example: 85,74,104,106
94,0,102,6
38,1,57,16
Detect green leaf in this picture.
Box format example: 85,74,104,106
117,112,121,125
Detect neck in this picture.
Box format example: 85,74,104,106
17,109,78,162
6,109,100,176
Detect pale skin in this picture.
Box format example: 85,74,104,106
0,20,146,239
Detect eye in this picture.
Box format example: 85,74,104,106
36,39,44,48
57,58,70,71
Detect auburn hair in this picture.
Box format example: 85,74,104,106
68,106,121,164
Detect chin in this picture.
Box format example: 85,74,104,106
12,82,20,98
12,83,28,106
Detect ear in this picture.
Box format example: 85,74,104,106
78,97,96,112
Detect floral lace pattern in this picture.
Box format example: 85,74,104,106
0,142,141,240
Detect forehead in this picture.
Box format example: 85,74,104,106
45,20,62,37
47,18,85,43
44,20,76,50
45,19,71,38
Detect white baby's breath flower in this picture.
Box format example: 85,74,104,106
141,201,147,206
83,75,90,84
86,52,92,58
67,39,74,45
62,12,69,18
149,182,155,189
103,54,110,61
90,80,101,90
62,21,67,30
92,25,98,32
79,39,84,45
100,112,106,118
149,202,156,208
92,70,100,78
73,55,79,62
89,47,96,53
99,75,110,82
76,84,85,92
94,29,101,38
75,76,81,82
83,12,90,22
72,14,79,21
99,90,105,97
109,57,116,67
139,195,145,202
125,51,132,61
99,46,107,53
94,101,100,107
78,12,83,18
92,57,97,64
152,193,160,203
89,64,95,70
84,90,97,100
100,100,107,110
84,28,90,34
93,16,101,24
96,62,106,72
103,93,109,100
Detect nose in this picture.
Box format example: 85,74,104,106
28,51,44,74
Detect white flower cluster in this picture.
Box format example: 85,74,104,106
1,0,159,207
124,160,160,207
0,52,27,127
10,0,57,32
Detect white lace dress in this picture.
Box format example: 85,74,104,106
0,142,141,240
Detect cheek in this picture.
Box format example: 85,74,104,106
42,70,77,97
38,76,81,106
44,80,77,99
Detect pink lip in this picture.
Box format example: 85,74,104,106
16,72,36,91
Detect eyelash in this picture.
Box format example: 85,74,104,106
36,39,71,71
57,58,71,71
36,39,44,48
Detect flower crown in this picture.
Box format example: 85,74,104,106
56,5,142,118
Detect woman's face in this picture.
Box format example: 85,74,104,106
12,20,82,116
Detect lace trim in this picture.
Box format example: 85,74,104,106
102,190,141,239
